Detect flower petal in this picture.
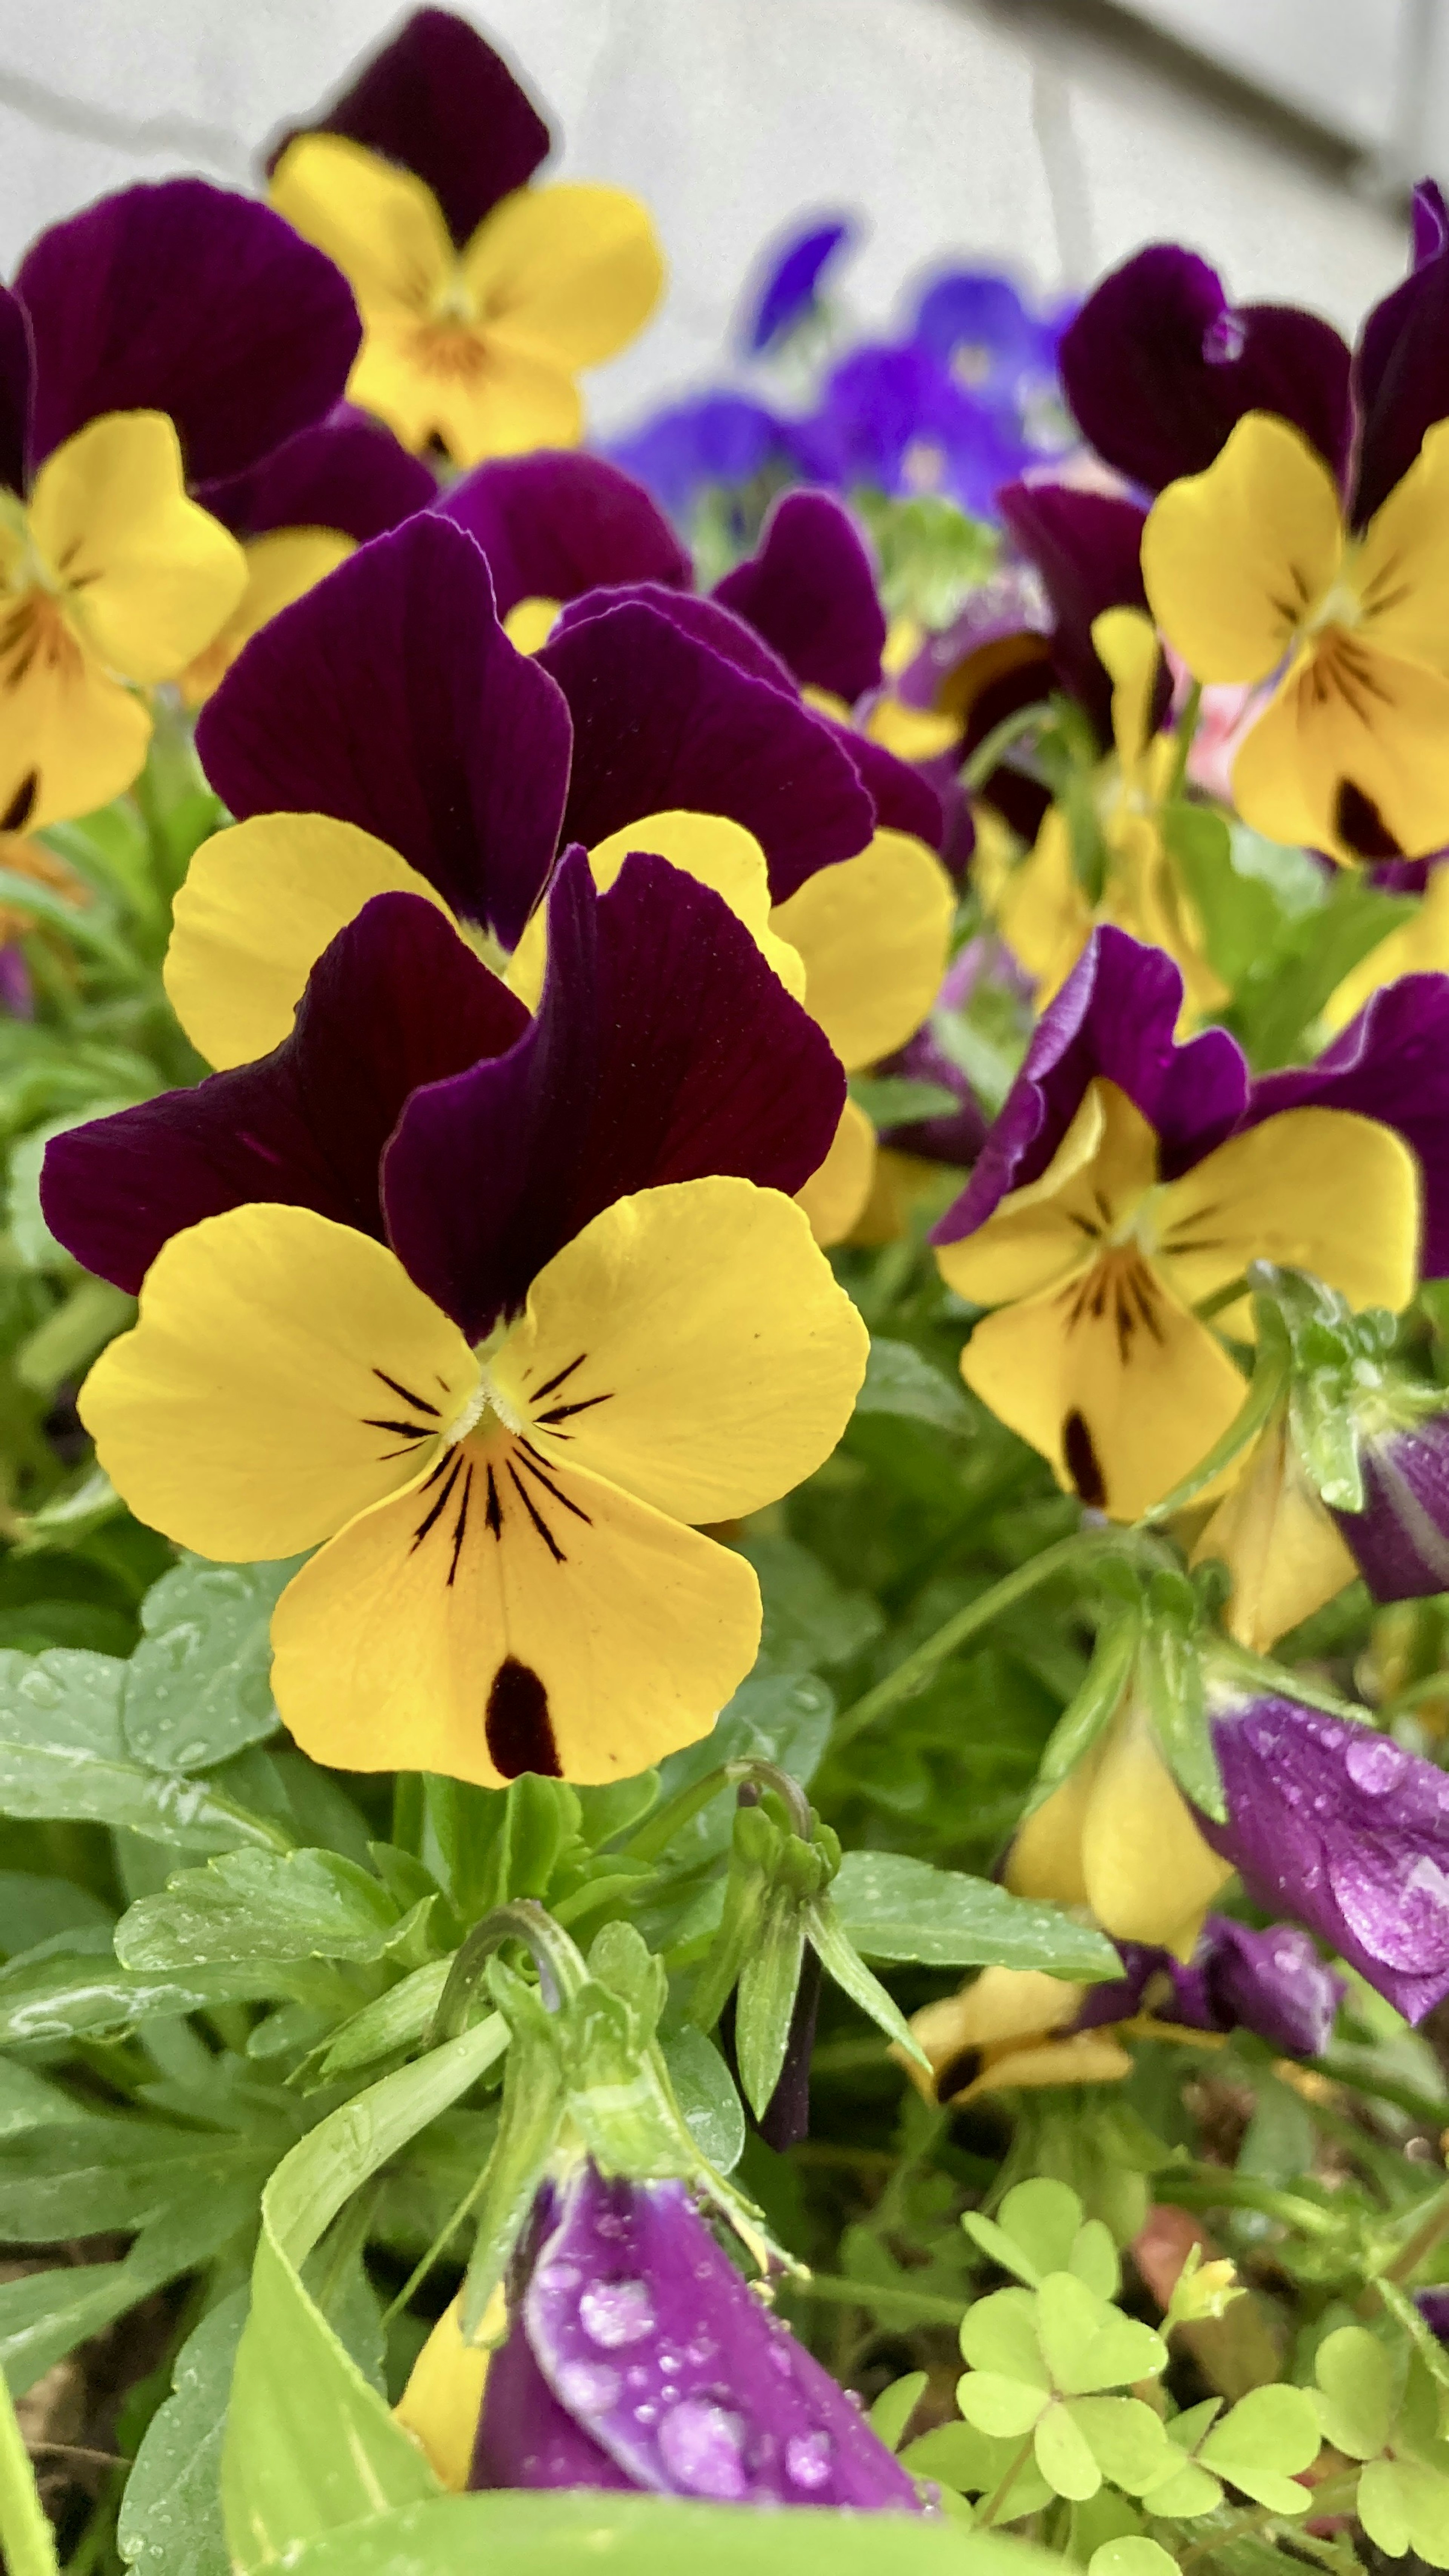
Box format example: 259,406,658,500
269,134,453,317
1158,1106,1419,1316
1080,1703,1234,1951
356,316,584,466
714,490,886,702
269,1429,761,1786
0,631,151,834
1059,244,1352,494
78,1203,477,1561
1191,1413,1358,1653
179,528,354,708
489,1176,868,1523
45,892,525,1292
461,183,663,371
195,516,570,946
938,1078,1151,1307
1349,418,1449,675
18,180,361,483
383,850,848,1339
1230,642,1449,865
1355,213,1449,525
997,482,1151,745
473,2306,635,2494
28,412,245,683
1142,413,1344,686
538,599,873,901
797,1098,878,1249
268,9,551,249
200,408,435,545
0,288,32,497
1321,862,1449,1033
771,829,953,1069
439,449,688,618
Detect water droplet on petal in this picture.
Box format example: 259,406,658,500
658,2398,749,2500
786,2430,834,2490
1346,1734,1409,1796
556,2360,621,2415
579,2276,656,2349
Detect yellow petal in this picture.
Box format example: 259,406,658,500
179,527,355,707
961,1250,1250,1520
166,812,454,1069
488,1176,869,1523
1103,811,1228,1028
27,413,246,684
1080,1698,1234,1952
770,831,953,1070
78,1204,478,1561
351,319,582,467
795,1097,877,1247
508,815,806,1009
270,134,452,314
1141,413,1343,685
897,1968,1091,2106
502,595,561,656
849,1145,952,1247
993,804,1092,1001
1232,638,1449,865
1093,605,1160,780
1190,1411,1358,1653
937,1078,1153,1309
269,1425,761,1787
1354,417,1449,676
959,2032,1132,2099
1006,1758,1099,1909
1156,1106,1419,1318
1323,860,1449,1032
462,183,664,371
865,697,961,762
394,2286,504,2492
0,617,151,832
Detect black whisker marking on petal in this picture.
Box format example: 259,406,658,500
1114,1279,1135,1368
1067,1210,1100,1238
529,1352,588,1402
1093,1189,1113,1226
485,1463,503,1538
363,1415,436,1440
515,1447,593,1523
447,1467,473,1586
508,1462,566,1563
0,773,37,834
416,1452,454,1494
412,1456,463,1549
1131,1270,1166,1343
373,1367,440,1418
537,1392,612,1426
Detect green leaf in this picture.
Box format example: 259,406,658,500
118,2292,247,2576
0,2348,58,2576
317,1959,451,2082
1138,2457,1222,2518
807,1894,928,2068
854,1337,971,1432
0,1649,289,1850
0,1943,315,2043
1313,2322,1395,2460
1393,2456,1449,2569
1067,2396,1173,2496
116,1847,403,1971
958,2370,1049,2440
0,2060,92,2137
1037,2274,1165,2397
0,2260,134,2397
123,1557,304,1771
851,1075,963,1126
0,2117,277,2239
1034,2397,1101,2500
832,1852,1118,1977
901,2421,1054,2519
658,2025,744,2176
1198,2383,1320,2513
1000,2181,1086,2282
1088,2543,1180,2576
1237,877,1415,1070
0,1868,111,1954
869,2369,928,2453
1359,2456,1412,2558
736,1535,884,1675
960,2285,1052,2387
222,2015,508,2570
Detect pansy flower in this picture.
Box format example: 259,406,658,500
180,407,433,702
798,339,1029,520
54,848,864,1786
741,214,858,357
911,267,1073,459
1063,192,1449,862
0,177,360,829
605,394,807,547
268,8,663,465
932,928,1421,1521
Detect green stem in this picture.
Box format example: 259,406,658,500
977,2429,1037,2529
1166,678,1203,800
1381,2179,1449,2289
831,1528,1126,1751
960,702,1052,794
430,1899,587,2043
785,2272,968,2327
1155,2162,1341,2237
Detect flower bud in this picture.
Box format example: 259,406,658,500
1331,1411,1449,1602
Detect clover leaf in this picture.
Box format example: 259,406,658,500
1313,2326,1449,2567
957,2267,1170,2502
963,2178,1118,2297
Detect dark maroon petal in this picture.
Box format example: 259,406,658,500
998,482,1152,743
17,181,361,484
550,581,797,693
196,516,569,948
1418,2290,1449,2345
40,895,525,1293
1195,1916,1343,2057
267,6,551,250
1355,209,1449,524
1200,1697,1449,2024
1331,1415,1449,1601
1413,180,1449,269
932,927,1247,1244
200,408,434,545
383,847,848,1338
0,289,32,496
538,601,873,902
1242,973,1449,1276
823,718,945,851
474,2308,638,2493
518,2164,922,2508
439,451,689,619
878,1016,988,1167
714,490,886,703
1059,244,1352,494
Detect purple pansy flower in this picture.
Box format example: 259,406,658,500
715,488,886,703
743,216,857,356
1195,1694,1449,2026
911,268,1067,422
438,450,691,619
1075,1914,1343,2059
264,5,551,253
42,853,846,1324
1325,1401,1449,1602
605,394,807,529
800,340,1029,519
473,2161,921,2508
1060,177,1449,528
201,405,434,549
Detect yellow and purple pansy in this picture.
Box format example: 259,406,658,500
268,7,663,465
44,850,864,1789
0,176,361,829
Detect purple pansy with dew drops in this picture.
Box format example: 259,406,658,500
473,2162,922,2508
1074,1914,1343,2059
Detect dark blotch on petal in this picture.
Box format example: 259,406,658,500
0,773,38,835
1063,1409,1107,1508
1335,779,1403,861
486,1657,561,1780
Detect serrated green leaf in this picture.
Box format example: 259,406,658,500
0,1943,315,2043
1035,2397,1101,2499
1199,2383,1319,2511
122,1556,304,1772
832,1852,1118,1976
315,1959,451,2082
116,1847,403,1971
851,1075,964,1126
118,2292,246,2576
1313,2323,1395,2459
736,1535,884,1675
0,1649,288,1851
